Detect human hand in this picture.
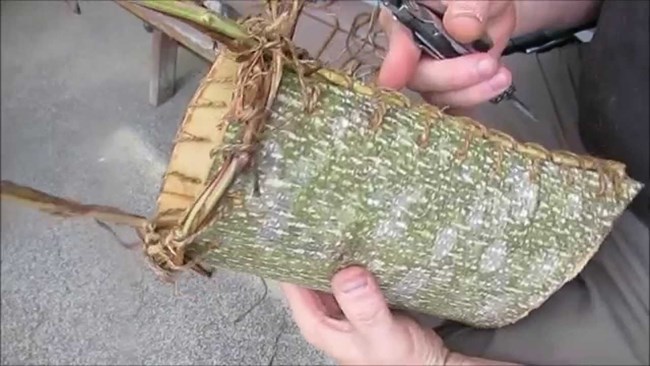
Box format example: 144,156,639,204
377,0,518,108
280,266,448,365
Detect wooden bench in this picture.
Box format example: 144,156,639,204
115,1,222,106
114,0,378,106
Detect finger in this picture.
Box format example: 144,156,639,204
377,9,421,90
330,266,394,336
484,4,517,57
442,0,491,44
280,282,352,344
378,6,395,33
315,290,344,319
407,53,499,93
423,66,512,107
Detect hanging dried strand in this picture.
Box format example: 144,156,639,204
337,13,373,72
314,16,340,60
233,276,269,323
353,63,380,83
356,2,383,54
310,6,352,67
94,219,141,250
300,0,386,77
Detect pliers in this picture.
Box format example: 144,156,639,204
380,0,538,122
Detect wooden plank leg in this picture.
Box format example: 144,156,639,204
150,29,178,107
116,1,218,63
64,0,81,14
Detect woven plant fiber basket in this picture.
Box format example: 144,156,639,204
2,46,642,330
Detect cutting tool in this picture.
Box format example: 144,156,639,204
380,0,539,122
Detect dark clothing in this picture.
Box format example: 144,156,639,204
432,2,650,364
578,0,649,227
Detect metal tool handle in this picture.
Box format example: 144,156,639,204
381,0,538,122
489,85,515,104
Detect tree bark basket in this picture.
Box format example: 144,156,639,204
0,0,641,330
154,50,642,328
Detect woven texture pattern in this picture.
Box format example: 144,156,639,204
189,67,642,328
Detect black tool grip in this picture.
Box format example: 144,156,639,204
490,85,516,104
502,20,596,56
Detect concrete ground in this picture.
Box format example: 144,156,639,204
1,0,583,365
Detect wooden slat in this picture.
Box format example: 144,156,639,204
150,30,178,106
116,1,218,63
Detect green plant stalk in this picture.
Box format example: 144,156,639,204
134,0,251,42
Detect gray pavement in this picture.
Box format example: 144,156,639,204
0,1,331,364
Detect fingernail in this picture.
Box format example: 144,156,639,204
489,70,510,91
451,10,484,24
476,58,496,78
341,275,368,294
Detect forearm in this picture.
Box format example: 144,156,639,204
513,0,603,36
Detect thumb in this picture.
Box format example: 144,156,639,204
331,266,394,335
377,8,421,90
443,0,490,44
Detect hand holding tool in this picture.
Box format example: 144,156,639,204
381,0,539,122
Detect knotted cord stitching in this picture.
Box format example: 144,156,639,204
140,223,214,283
455,129,473,163
142,0,316,282
370,91,389,131
418,117,432,149
312,63,631,195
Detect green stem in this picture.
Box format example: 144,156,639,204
133,0,252,43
